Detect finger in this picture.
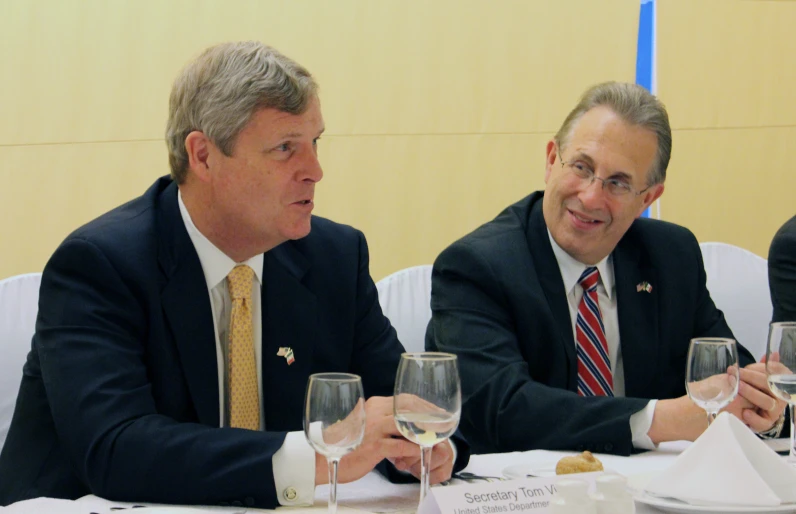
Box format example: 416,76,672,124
428,462,454,484
394,393,448,415
364,396,395,417
743,363,768,376
373,416,403,438
743,408,779,433
393,455,421,471
738,381,778,411
430,443,453,468
739,368,772,391
767,361,791,375
377,438,423,460
727,394,754,411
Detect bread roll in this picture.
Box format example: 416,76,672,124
555,450,604,475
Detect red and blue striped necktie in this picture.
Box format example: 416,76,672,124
575,267,614,397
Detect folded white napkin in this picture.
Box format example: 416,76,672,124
645,411,796,507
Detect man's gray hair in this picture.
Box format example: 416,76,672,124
554,82,671,185
166,41,318,183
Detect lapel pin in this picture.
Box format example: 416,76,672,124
636,281,653,293
277,347,295,365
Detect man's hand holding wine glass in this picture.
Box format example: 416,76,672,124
314,396,419,486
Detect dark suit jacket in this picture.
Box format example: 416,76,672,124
426,192,754,456
0,177,469,508
769,215,796,322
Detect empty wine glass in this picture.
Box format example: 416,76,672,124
686,338,740,426
394,352,461,508
304,373,365,514
765,322,796,464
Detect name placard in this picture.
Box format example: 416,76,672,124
418,473,602,514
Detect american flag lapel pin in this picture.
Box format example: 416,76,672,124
636,281,653,293
277,347,296,365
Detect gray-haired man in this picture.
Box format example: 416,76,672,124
0,41,464,508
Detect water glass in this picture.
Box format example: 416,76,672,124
765,322,796,464
686,338,740,426
394,352,461,508
304,373,366,514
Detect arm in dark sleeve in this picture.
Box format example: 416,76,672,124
769,219,796,323
427,240,648,456
347,231,469,478
38,239,286,508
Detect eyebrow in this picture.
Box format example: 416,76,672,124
279,127,326,139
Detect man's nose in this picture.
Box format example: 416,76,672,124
301,150,323,183
578,177,607,208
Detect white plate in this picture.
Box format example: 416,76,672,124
502,462,617,479
634,491,796,514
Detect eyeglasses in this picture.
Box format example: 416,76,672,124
558,151,651,198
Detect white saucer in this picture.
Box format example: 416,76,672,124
634,491,796,514
502,462,617,479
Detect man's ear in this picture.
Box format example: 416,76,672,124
184,131,212,183
637,183,665,218
544,140,558,184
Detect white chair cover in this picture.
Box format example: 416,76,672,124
376,265,433,353
0,272,41,451
700,242,772,360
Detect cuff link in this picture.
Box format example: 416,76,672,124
283,486,299,502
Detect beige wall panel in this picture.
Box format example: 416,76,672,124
0,142,167,279
1,0,638,145
663,126,796,257
0,133,551,281
312,0,638,137
315,133,550,280
657,0,796,129
1,0,640,281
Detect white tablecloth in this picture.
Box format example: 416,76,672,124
1,441,784,514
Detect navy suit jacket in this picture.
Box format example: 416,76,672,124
769,214,796,322
0,177,449,507
427,192,754,456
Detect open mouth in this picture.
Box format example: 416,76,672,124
569,209,603,225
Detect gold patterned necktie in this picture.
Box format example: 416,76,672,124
227,265,260,430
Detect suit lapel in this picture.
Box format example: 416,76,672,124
157,182,220,427
261,242,318,429
614,228,660,397
525,197,578,385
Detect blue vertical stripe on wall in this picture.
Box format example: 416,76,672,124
636,0,655,218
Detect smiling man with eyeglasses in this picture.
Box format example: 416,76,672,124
427,82,787,456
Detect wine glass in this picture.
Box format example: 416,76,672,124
304,373,366,514
765,321,796,464
393,352,461,508
686,338,740,426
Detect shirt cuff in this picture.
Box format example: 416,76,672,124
273,430,316,506
630,399,659,450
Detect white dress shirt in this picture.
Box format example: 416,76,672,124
178,191,316,505
547,231,657,450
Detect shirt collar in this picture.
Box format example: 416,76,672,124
547,230,614,300
177,189,264,291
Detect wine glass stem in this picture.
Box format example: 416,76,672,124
789,404,796,464
419,445,433,507
706,410,718,426
328,457,340,514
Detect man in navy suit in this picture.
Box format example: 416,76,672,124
0,42,463,508
427,82,787,456
769,214,796,322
